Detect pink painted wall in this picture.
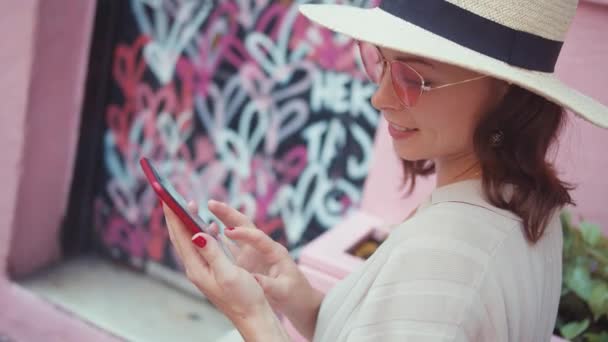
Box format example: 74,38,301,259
554,2,608,230
6,0,97,277
0,280,117,341
0,1,37,277
0,0,605,340
0,1,117,340
361,1,608,232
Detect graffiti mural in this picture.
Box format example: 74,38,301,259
93,0,380,270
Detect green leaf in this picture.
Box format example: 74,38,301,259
570,235,588,261
561,211,573,229
583,332,608,342
590,282,608,320
580,222,602,247
587,248,608,268
565,265,593,301
563,228,575,258
559,319,589,340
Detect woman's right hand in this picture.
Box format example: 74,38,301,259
191,200,324,340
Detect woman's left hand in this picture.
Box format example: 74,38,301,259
162,203,268,321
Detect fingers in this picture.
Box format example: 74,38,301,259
191,232,237,285
208,200,255,230
254,273,288,301
163,203,213,286
217,233,241,258
208,222,220,236
209,224,239,254
225,227,287,263
164,202,237,294
163,203,186,260
186,200,222,239
187,201,198,215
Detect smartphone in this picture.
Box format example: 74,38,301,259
139,157,234,262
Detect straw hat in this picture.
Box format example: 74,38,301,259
298,0,608,128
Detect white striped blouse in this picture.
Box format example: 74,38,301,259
312,179,563,342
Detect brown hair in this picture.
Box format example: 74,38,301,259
402,85,575,244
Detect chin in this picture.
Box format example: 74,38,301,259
392,142,429,161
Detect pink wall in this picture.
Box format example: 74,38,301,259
554,2,608,230
6,0,97,277
0,1,37,277
0,1,116,340
0,280,117,341
0,0,605,340
362,1,608,231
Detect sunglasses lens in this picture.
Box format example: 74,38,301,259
391,62,424,107
358,42,383,83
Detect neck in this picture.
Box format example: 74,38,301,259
434,152,482,188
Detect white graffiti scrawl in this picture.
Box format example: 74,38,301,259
95,0,381,269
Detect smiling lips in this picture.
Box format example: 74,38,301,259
388,122,419,140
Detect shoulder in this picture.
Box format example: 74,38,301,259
349,204,525,340
389,200,522,257
349,204,516,340
379,203,514,287
370,200,528,314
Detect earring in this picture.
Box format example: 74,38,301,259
490,130,505,147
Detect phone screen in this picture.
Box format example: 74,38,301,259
148,163,187,206
146,162,208,229
141,157,235,262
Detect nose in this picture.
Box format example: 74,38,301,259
370,65,403,112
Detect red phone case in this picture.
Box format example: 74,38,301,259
140,157,202,236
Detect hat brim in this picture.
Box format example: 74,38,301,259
299,4,608,128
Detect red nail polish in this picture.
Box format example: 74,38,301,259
192,235,207,248
227,227,235,231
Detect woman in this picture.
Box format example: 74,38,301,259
163,0,608,341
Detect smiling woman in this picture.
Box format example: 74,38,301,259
384,53,574,243
160,0,608,341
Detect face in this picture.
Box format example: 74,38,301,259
369,46,507,163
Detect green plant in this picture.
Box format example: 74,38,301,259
556,211,608,341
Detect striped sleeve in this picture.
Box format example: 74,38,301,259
344,234,501,342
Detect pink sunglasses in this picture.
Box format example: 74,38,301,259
358,41,488,108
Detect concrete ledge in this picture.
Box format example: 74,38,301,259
0,278,118,342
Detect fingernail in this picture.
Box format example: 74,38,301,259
192,235,207,248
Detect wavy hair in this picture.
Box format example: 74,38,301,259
401,85,575,244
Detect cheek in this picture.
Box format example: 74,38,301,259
424,121,471,155
425,92,484,150
435,123,474,154
389,80,494,160
394,105,479,159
